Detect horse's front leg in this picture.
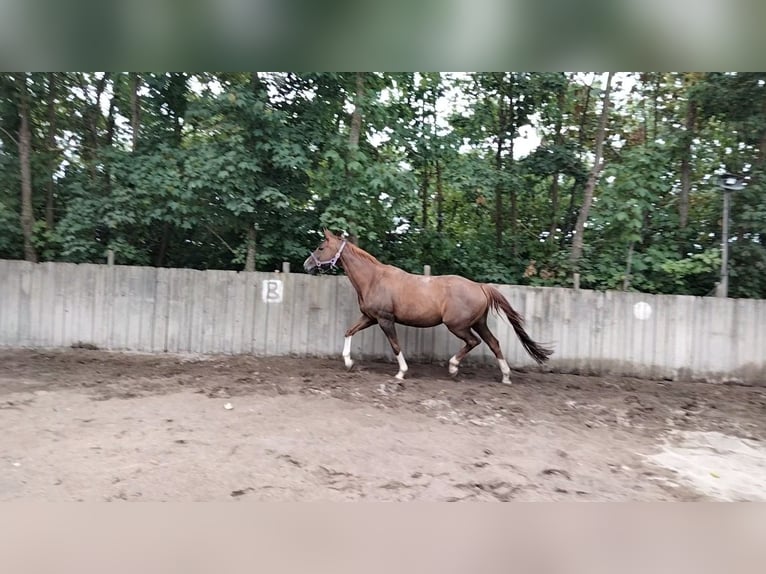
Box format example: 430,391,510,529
343,315,377,369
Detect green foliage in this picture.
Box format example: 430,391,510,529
0,72,764,299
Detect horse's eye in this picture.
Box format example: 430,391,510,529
318,246,324,251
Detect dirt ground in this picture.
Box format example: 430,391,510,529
1,348,765,501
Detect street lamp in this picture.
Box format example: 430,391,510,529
716,172,746,298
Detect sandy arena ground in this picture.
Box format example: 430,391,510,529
1,348,765,501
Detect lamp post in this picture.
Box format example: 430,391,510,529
716,173,746,298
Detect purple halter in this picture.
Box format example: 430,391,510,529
309,239,347,269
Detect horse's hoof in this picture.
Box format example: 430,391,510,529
344,357,354,370
501,378,513,386
448,357,460,376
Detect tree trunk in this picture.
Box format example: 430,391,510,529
418,90,430,230
507,75,518,258
759,127,766,169
130,73,140,151
78,73,109,184
245,225,256,272
560,80,592,247
548,86,566,242
570,72,614,270
348,72,364,148
17,73,37,262
509,137,518,258
755,92,766,177
342,72,364,243
576,81,592,146
420,165,430,229
169,73,186,146
250,71,261,92
623,242,634,291
435,160,444,233
105,85,117,147
46,72,57,231
155,223,170,267
652,74,660,141
494,94,506,250
102,81,118,205
679,97,696,229
548,175,560,242
86,73,108,153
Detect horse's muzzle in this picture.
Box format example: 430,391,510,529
303,256,319,274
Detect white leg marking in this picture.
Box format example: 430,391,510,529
448,355,460,375
395,352,408,380
343,336,353,369
498,358,512,385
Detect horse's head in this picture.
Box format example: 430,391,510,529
303,229,347,274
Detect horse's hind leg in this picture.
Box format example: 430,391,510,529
473,318,512,385
377,318,408,380
445,325,481,378
343,315,377,369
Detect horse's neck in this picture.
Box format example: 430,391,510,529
340,248,379,296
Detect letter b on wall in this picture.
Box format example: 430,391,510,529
262,279,283,303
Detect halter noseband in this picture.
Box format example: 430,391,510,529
310,239,347,269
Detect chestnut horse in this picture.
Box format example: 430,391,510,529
304,230,552,384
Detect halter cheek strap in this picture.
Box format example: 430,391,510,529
310,239,347,269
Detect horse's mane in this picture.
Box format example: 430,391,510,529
346,242,383,265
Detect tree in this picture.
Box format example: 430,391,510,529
0,71,763,299
16,73,37,262
570,72,613,282
45,73,57,231
129,72,140,151
678,73,701,229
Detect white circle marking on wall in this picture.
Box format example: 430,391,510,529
633,301,652,320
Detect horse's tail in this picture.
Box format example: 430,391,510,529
481,285,553,365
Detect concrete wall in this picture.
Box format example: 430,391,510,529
1,259,764,384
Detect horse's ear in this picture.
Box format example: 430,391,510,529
323,228,333,239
